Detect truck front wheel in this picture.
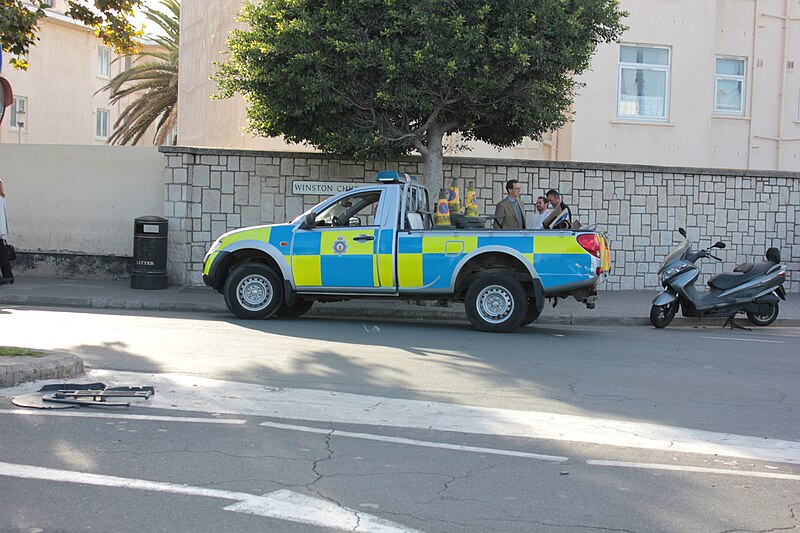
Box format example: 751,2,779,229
224,263,283,319
465,274,528,333
521,297,543,326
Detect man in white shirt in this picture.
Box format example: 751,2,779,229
527,196,551,229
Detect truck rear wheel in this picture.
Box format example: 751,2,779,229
465,274,527,333
223,263,283,319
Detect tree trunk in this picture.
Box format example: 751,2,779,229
423,128,445,198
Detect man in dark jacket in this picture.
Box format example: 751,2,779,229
542,189,573,229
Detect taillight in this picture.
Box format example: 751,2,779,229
577,234,601,258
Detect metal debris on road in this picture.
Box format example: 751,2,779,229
11,384,155,409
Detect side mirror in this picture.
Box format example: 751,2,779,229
678,228,687,237
348,216,362,227
712,241,726,249
300,212,316,229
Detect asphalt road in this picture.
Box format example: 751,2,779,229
1,306,799,532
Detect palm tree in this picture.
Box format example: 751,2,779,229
100,0,179,145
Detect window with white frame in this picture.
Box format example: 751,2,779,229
97,47,110,78
96,108,110,139
9,96,27,131
714,56,746,115
617,45,670,120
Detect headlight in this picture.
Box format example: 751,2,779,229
208,238,223,254
660,263,691,283
204,238,223,263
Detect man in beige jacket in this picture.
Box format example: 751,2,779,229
492,179,526,230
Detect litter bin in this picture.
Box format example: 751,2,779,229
131,216,168,289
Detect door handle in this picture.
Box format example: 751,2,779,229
353,235,375,242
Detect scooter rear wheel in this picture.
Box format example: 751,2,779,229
746,303,778,326
650,301,678,328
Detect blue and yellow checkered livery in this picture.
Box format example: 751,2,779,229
292,228,379,287
204,223,607,294
396,232,599,291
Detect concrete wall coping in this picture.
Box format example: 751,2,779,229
159,146,800,180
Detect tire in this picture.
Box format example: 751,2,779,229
276,300,314,318
223,263,283,319
521,297,543,326
746,303,778,327
465,274,527,333
650,301,678,328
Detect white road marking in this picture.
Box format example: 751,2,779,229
0,462,421,533
0,410,246,424
6,370,800,466
587,460,800,481
699,336,784,344
260,421,568,462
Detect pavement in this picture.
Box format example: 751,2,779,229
1,276,798,388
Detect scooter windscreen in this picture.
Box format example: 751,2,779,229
659,239,689,271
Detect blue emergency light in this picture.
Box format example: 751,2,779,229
375,170,417,184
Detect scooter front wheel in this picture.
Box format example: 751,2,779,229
650,301,679,328
746,303,779,326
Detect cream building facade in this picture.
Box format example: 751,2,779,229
177,0,799,171
0,2,161,146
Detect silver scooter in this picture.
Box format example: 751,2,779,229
651,228,787,329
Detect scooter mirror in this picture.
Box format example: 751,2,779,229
712,241,726,249
678,228,687,237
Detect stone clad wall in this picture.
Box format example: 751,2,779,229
161,147,799,292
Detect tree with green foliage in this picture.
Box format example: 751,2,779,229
215,0,626,193
98,0,179,145
1,0,143,70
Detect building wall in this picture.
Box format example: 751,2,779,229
160,146,800,293
176,0,799,170
0,10,161,146
572,0,800,171
0,145,164,274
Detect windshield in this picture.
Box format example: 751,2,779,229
660,239,690,270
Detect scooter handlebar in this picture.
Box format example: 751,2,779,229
708,254,722,261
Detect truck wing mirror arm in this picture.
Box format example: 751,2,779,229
300,212,316,229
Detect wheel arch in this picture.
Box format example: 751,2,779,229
213,241,290,290
453,250,542,303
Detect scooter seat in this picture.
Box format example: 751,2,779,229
708,262,775,290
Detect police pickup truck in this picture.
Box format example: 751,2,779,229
203,171,611,332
